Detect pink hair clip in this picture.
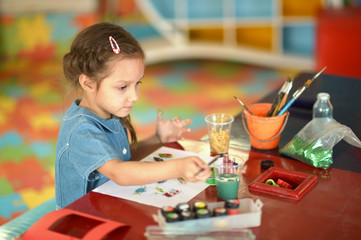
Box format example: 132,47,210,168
109,36,120,54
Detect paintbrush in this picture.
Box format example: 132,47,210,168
267,77,294,116
271,77,294,116
234,96,254,115
276,66,327,116
194,153,224,176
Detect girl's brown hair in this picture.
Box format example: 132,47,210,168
63,22,144,144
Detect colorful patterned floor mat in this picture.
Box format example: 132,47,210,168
0,59,292,225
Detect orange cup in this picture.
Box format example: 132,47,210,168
242,103,288,150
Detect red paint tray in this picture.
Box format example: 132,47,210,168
249,167,317,200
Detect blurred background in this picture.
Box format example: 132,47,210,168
1,0,360,227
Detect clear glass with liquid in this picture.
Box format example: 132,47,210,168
214,161,240,200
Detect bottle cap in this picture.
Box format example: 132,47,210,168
225,199,240,209
261,160,274,170
165,212,180,222
176,202,191,213
161,206,175,216
213,207,227,216
193,201,207,210
317,92,330,100
196,208,211,218
180,211,195,220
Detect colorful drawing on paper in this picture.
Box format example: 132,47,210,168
177,177,187,184
159,153,173,158
133,185,147,195
155,187,164,193
92,147,212,208
163,189,180,197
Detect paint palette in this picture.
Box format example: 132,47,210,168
248,167,318,200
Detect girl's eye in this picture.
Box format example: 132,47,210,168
118,80,142,90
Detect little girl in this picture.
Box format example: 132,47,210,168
55,22,211,209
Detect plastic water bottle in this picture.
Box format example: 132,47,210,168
313,92,333,119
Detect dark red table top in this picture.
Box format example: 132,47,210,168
66,142,361,239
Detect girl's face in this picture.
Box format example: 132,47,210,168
91,58,144,119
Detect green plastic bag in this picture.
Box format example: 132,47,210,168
280,119,361,169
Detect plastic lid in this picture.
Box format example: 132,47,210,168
225,199,240,209
196,208,211,218
165,212,180,222
176,203,190,212
317,92,330,100
193,201,207,209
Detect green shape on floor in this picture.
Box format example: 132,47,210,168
0,146,32,163
0,179,13,195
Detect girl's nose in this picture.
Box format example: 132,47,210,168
129,88,139,102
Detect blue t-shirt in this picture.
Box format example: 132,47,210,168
55,100,131,209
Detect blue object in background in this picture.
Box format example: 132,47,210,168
283,23,315,57
150,0,175,19
187,0,224,19
125,23,160,40
236,0,274,18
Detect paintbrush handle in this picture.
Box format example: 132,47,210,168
275,68,326,116
234,96,254,115
277,98,295,116
242,105,254,115
267,94,281,116
207,154,224,166
268,93,285,116
271,93,288,116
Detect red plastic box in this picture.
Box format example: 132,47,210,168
249,167,317,200
22,208,129,240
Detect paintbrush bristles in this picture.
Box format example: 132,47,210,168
267,77,294,116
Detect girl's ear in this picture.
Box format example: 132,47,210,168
79,74,96,92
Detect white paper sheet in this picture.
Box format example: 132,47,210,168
92,146,212,208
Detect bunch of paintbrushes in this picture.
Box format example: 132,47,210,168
266,77,294,116
234,66,327,117
276,66,327,116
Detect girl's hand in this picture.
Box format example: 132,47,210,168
174,156,211,182
156,110,192,144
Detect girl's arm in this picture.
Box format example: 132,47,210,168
97,156,211,185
